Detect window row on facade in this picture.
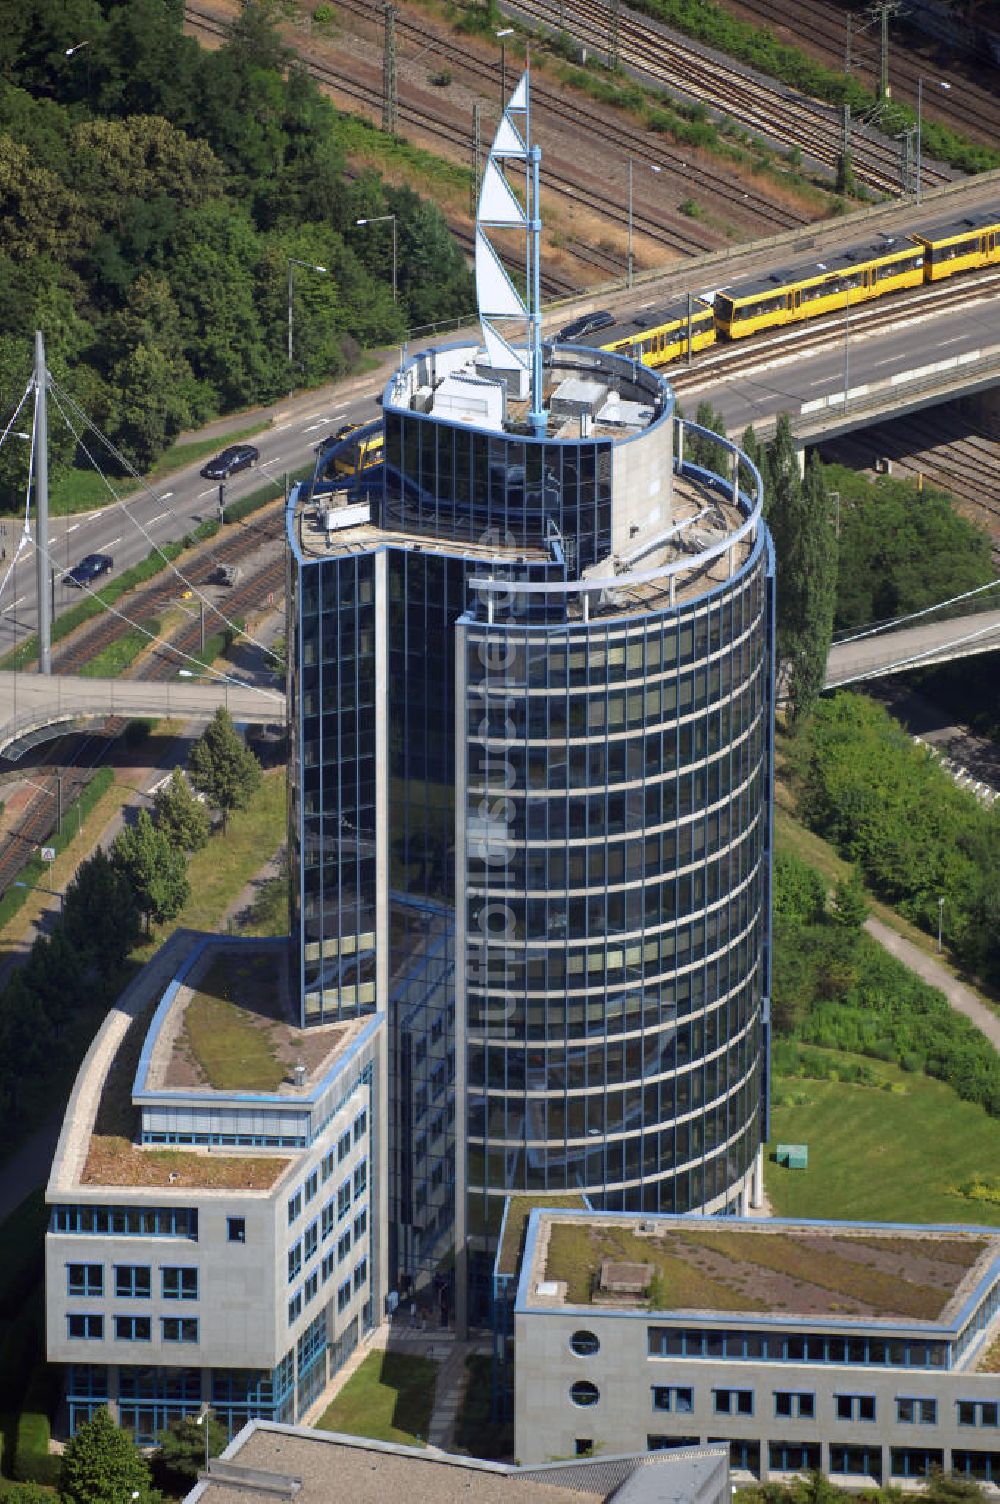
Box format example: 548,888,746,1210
66,1264,197,1300
648,1438,1000,1484
648,1326,950,1368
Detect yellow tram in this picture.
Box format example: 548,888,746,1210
714,235,925,338
567,298,716,367
911,207,1000,281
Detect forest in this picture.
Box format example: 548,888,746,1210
0,0,474,493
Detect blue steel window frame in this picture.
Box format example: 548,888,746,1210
114,1265,151,1299
775,1390,815,1419
227,1216,246,1243
161,1316,199,1343
337,1278,351,1313
890,1448,944,1478
114,1314,152,1342
652,1385,693,1413
161,1266,198,1300
67,1313,103,1340
67,1263,103,1297
714,1387,753,1416
897,1397,937,1425
51,1204,198,1239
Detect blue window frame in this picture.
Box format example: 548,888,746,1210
958,1401,999,1428
338,1229,351,1263
287,1190,302,1224
322,1201,335,1240
337,1180,351,1219
952,1451,1000,1484
770,1442,821,1472
227,1216,246,1243
337,1279,351,1313
836,1394,876,1422
775,1391,814,1419
890,1448,944,1478
304,1272,318,1305
67,1264,103,1297
161,1317,199,1343
51,1204,197,1239
114,1315,151,1342
897,1397,937,1425
714,1388,753,1416
354,1208,367,1241
305,1170,319,1204
354,1109,367,1142
322,1251,335,1282
830,1445,881,1477
67,1313,103,1340
304,1220,318,1263
161,1266,198,1300
288,1240,302,1283
353,1257,368,1292
652,1386,693,1413
322,1148,335,1182
353,1160,367,1199
338,1130,351,1162
114,1265,151,1299
288,1291,302,1324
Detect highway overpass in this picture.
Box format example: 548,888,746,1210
0,673,286,759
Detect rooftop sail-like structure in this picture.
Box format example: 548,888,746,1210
475,70,546,434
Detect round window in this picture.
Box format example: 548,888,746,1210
570,1330,600,1357
570,1380,600,1407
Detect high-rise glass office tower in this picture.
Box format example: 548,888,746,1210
287,333,774,1320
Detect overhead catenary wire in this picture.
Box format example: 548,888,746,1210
28,526,283,700
0,378,41,606
45,375,283,667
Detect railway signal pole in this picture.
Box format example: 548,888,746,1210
382,3,397,135
608,0,620,71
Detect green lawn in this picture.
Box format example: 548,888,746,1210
315,1350,438,1446
134,769,286,962
767,1048,1000,1227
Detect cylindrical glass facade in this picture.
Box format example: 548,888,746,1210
460,540,771,1239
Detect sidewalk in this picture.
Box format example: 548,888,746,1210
865,915,1000,1051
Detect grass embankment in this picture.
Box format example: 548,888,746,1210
767,1047,1000,1227
131,769,286,964
316,1350,438,1445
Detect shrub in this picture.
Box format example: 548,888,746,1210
12,1362,60,1488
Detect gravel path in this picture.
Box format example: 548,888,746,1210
865,915,1000,1052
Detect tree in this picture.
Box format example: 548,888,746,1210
153,767,210,853
786,453,838,727
831,866,869,931
59,1408,155,1504
153,1414,228,1493
188,706,262,832
112,809,190,932
63,848,141,970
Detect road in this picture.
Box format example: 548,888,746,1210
0,369,390,656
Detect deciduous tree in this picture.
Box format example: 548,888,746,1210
153,767,210,853
63,848,141,969
187,706,262,832
59,1408,155,1504
112,809,190,932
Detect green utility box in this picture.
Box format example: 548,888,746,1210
776,1143,809,1169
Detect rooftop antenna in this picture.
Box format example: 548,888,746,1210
475,67,547,436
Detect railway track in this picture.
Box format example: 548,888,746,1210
185,2,806,278
516,0,953,197
323,0,807,234
712,0,1000,152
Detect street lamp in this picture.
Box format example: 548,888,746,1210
14,880,64,914
915,76,951,205
287,257,328,374
64,41,91,56
195,1405,213,1472
937,895,945,953
355,216,397,304
627,158,661,290
496,28,514,110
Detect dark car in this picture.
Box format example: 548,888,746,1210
555,309,615,342
65,553,113,588
200,443,260,480
314,423,359,455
